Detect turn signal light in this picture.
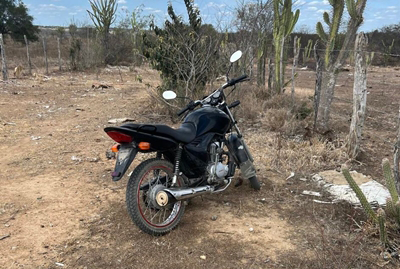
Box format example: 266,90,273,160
138,142,151,150
111,144,120,153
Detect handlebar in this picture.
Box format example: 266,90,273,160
177,74,248,116
177,100,200,116
228,100,240,109
223,74,249,89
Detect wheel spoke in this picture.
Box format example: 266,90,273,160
136,164,182,227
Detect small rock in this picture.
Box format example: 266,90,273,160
200,255,206,260
108,118,135,124
211,215,218,221
55,262,65,267
105,150,116,160
299,178,307,182
301,190,321,197
31,136,41,141
381,251,391,261
258,198,267,204
286,172,295,180
71,156,82,162
249,227,254,232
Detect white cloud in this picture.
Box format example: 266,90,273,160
117,0,127,4
206,2,226,8
387,6,397,9
121,5,128,10
144,7,153,11
307,6,318,11
317,9,328,14
308,0,329,6
38,4,67,11
69,12,77,15
153,10,162,13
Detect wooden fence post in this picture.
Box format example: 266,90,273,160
347,32,368,159
24,35,32,75
394,106,400,193
57,37,62,71
0,34,8,81
313,41,322,132
42,36,49,75
291,36,300,110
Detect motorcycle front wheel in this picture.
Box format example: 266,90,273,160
126,158,186,236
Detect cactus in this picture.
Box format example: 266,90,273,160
341,164,377,222
377,208,387,246
382,39,395,66
87,0,118,64
314,0,367,132
273,0,300,94
302,39,313,65
385,197,396,218
395,201,400,226
366,52,374,66
382,158,399,203
316,0,344,69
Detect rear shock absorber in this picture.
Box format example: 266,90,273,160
172,144,183,186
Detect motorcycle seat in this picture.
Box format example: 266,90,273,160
122,122,196,144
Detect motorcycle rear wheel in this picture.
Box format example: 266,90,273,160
126,158,186,236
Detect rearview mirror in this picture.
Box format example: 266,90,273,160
162,91,177,100
230,50,242,63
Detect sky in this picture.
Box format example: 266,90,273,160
22,0,400,32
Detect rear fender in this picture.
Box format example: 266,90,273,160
104,126,178,152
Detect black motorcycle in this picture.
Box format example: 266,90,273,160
104,50,260,235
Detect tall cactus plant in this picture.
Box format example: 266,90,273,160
341,164,377,222
87,0,118,64
316,0,344,70
302,39,313,65
273,0,300,94
314,0,367,133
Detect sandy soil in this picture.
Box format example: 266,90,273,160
0,65,399,268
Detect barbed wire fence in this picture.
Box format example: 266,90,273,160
1,34,400,156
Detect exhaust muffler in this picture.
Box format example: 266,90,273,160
162,185,214,201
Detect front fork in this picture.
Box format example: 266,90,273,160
226,134,257,180
224,104,257,179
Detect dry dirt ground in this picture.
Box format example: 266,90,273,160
0,65,399,268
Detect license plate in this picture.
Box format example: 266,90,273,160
112,145,138,181
117,147,132,165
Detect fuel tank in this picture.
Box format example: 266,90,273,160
184,106,231,137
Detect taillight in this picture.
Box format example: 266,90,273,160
106,131,133,143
